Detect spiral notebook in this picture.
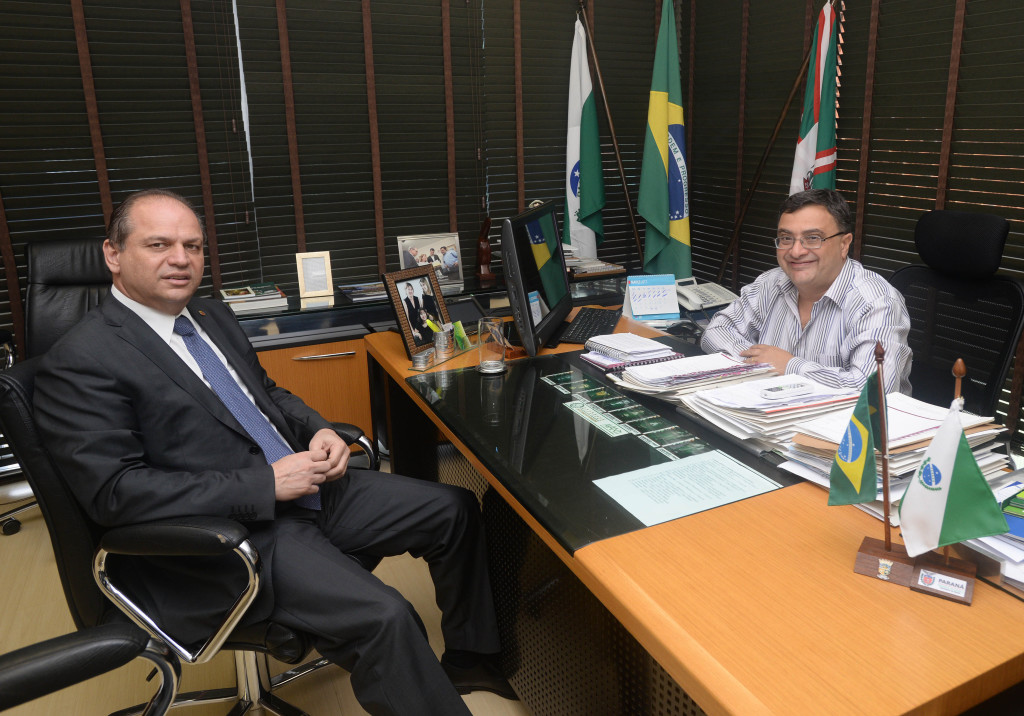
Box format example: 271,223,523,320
580,350,683,373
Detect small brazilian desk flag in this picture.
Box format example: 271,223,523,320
789,1,838,195
829,371,882,505
638,0,691,280
898,399,1008,558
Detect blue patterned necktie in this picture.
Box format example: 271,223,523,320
173,315,321,510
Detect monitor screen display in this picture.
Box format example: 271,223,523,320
500,201,573,356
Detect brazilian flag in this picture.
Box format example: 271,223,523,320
638,0,691,280
829,372,883,505
527,214,568,310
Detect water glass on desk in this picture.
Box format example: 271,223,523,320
477,318,507,374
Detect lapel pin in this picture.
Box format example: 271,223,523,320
198,310,207,316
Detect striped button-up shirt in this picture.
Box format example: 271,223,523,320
701,259,912,394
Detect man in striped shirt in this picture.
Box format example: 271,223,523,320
701,189,912,394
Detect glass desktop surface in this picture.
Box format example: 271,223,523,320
405,353,792,553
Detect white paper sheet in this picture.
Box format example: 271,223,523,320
595,451,781,527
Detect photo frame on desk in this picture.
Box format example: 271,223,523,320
383,265,451,359
295,251,333,298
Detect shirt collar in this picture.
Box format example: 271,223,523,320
110,285,195,342
822,258,856,305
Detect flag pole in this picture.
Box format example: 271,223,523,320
577,2,644,262
945,358,967,566
874,341,893,551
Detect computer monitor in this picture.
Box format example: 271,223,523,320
500,201,573,356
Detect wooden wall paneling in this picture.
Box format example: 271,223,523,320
853,0,880,261
275,0,306,252
935,0,967,211
70,0,112,226
180,0,222,289
361,0,385,274
441,0,458,234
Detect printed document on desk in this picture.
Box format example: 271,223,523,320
594,451,781,527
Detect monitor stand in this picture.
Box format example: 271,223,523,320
544,321,571,349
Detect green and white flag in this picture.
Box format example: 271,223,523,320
638,0,691,280
898,398,1008,558
789,1,838,195
563,17,605,259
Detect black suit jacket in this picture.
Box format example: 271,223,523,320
34,294,334,642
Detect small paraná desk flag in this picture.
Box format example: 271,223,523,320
898,398,1008,558
829,371,882,505
563,17,605,259
789,1,838,195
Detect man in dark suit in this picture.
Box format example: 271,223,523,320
33,189,514,715
403,282,425,341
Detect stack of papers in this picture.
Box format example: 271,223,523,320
780,392,1011,523
678,375,859,444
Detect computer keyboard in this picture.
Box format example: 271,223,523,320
558,307,622,345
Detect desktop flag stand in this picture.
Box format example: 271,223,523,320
828,346,1009,604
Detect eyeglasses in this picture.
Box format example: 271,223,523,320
774,230,847,250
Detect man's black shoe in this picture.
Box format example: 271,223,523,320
441,660,518,700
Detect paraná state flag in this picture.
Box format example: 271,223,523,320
638,0,691,280
898,399,1008,558
527,215,568,309
563,18,605,259
789,1,838,195
829,371,882,505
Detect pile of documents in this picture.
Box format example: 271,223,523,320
678,375,859,445
781,392,1011,523
607,352,774,396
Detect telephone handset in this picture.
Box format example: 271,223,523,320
676,277,739,311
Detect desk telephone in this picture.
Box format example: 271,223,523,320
675,277,739,311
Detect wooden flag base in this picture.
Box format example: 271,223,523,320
909,551,977,605
853,536,914,586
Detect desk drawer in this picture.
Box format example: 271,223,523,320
258,337,372,435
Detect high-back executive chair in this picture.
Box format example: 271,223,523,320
889,210,1024,419
1,238,111,534
0,238,379,715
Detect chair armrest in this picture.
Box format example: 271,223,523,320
94,517,261,666
100,516,250,557
0,622,179,714
332,421,380,471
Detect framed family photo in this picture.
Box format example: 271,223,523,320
396,232,464,293
383,265,451,359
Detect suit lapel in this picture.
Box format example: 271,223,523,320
99,297,265,443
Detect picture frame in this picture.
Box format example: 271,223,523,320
383,265,452,359
396,232,464,293
295,251,333,298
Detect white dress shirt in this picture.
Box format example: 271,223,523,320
700,259,913,395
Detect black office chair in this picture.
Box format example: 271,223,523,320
0,238,381,714
889,210,1024,418
0,621,178,715
1,238,112,535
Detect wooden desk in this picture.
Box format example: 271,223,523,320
364,321,1024,716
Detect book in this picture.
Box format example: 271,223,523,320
221,282,288,312
220,282,286,302
338,281,387,302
